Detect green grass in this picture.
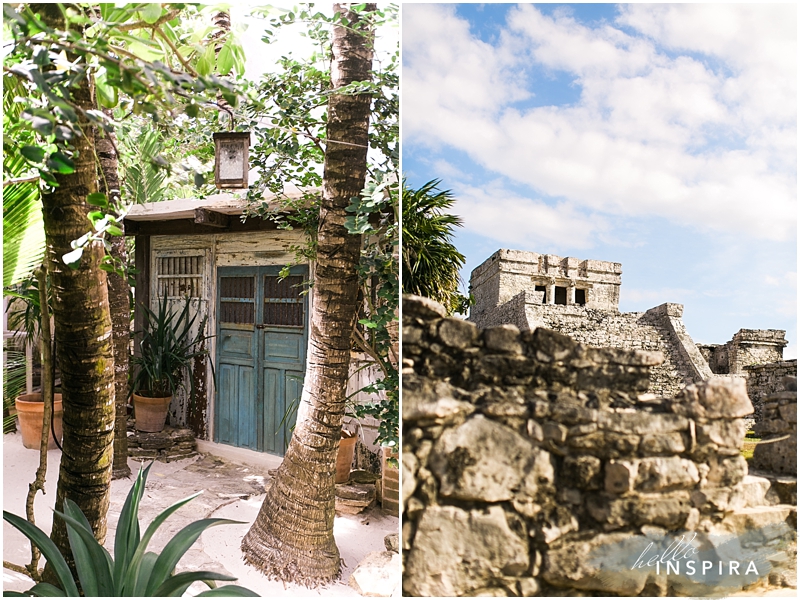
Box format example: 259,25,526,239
742,430,760,462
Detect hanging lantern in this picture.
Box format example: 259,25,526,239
213,132,251,189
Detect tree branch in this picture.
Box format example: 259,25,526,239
154,26,197,77
3,175,40,187
115,8,181,31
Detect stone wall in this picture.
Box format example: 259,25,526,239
752,377,797,476
745,360,798,421
472,292,708,398
402,295,790,597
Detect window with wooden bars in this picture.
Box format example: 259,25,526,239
264,275,304,327
156,254,204,298
219,276,255,325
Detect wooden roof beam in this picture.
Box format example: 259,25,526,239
194,208,230,228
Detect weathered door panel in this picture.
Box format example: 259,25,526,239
215,266,307,455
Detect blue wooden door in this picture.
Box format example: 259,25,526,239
215,266,308,455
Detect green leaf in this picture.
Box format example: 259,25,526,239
195,585,261,597
216,41,234,76
145,519,244,595
152,570,238,597
47,152,75,174
20,145,46,163
87,192,109,208
107,225,124,236
2,511,79,596
88,211,105,226
60,500,114,597
114,463,151,593
196,44,215,77
141,3,162,24
95,71,118,109
185,103,199,118
62,247,84,269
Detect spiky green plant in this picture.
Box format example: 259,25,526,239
3,462,258,597
131,295,212,400
402,180,470,315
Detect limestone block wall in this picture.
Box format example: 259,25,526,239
470,249,622,315
471,293,709,398
752,377,797,476
744,361,798,421
402,295,775,598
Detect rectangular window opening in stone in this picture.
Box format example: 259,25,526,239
534,285,547,304
555,286,567,305
575,288,587,306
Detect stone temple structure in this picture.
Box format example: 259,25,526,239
468,249,795,412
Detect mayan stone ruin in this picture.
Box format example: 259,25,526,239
468,249,796,415
402,294,797,597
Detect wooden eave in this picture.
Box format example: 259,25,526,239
123,190,315,236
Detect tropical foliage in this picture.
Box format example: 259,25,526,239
3,462,257,597
131,295,212,399
402,179,470,315
242,5,400,448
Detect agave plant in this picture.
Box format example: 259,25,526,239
131,295,212,399
3,462,258,597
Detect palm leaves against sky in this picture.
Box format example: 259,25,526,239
402,180,468,314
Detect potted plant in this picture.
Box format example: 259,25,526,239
131,295,211,433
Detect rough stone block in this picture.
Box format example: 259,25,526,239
696,420,747,449
670,378,753,419
429,415,536,502
636,457,699,492
348,550,400,597
605,460,639,494
438,317,479,349
403,505,529,597
483,324,523,354
543,532,650,595
639,432,686,455
562,455,603,490
779,403,796,423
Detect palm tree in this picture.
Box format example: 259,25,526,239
402,180,470,314
240,3,376,586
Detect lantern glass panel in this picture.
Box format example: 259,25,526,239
219,142,244,179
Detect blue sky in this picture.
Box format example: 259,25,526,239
402,3,797,358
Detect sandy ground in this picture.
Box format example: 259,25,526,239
2,430,399,596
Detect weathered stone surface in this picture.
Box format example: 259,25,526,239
403,294,447,320
348,550,400,597
402,375,475,425
402,451,418,506
543,532,650,595
483,324,523,354
705,455,748,488
636,457,699,491
639,432,686,454
597,411,688,435
563,455,603,490
404,505,529,597
439,317,479,349
605,460,638,494
632,492,692,528
335,482,376,515
384,532,399,554
670,378,753,419
430,415,536,502
696,420,747,449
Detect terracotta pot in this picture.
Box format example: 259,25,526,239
133,393,172,432
15,393,63,450
336,431,357,484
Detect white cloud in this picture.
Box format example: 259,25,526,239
403,4,797,242
452,182,605,250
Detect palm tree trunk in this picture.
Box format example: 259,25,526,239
96,112,131,480
241,3,375,586
32,3,115,578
